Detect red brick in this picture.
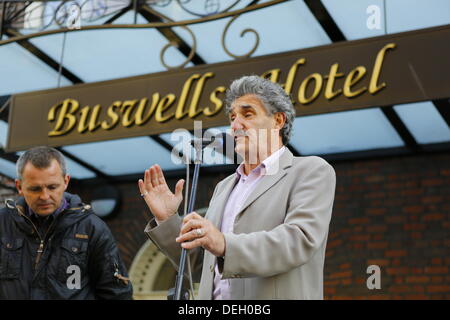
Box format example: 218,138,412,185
341,278,352,285
367,242,389,249
365,192,386,199
402,205,424,214
388,285,410,293
385,216,406,223
329,271,352,279
411,267,423,274
339,263,351,270
394,277,404,284
367,259,390,266
327,239,342,249
401,189,422,196
427,285,450,293
422,213,445,221
385,250,407,258
324,279,340,286
349,234,370,241
422,178,444,187
431,276,444,284
404,294,428,299
424,266,448,274
404,223,426,231
366,175,385,183
366,208,386,216
366,225,387,233
386,267,409,275
406,276,429,284
421,196,443,204
431,258,442,265
348,217,370,225
409,232,422,240
324,287,336,295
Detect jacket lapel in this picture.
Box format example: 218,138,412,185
207,173,239,229
235,148,294,219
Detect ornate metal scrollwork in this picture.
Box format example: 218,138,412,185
159,25,197,70
221,14,260,60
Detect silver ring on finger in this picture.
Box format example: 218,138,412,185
194,228,203,237
140,191,148,197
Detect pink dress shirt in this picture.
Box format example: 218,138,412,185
213,146,286,299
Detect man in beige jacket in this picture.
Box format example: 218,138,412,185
139,75,336,299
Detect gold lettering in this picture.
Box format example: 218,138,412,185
284,58,305,95
189,72,214,118
204,86,226,116
121,99,138,127
261,69,281,83
343,66,367,98
101,101,121,130
78,105,101,133
298,73,323,104
176,74,201,120
135,95,159,126
155,94,176,123
324,63,344,100
369,43,396,94
48,99,79,137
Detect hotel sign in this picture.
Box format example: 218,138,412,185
6,25,450,152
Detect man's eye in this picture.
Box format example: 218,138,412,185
48,185,57,190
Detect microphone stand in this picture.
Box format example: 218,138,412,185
169,138,208,300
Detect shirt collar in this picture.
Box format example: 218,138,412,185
236,146,287,178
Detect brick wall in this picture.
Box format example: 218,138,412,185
324,151,450,299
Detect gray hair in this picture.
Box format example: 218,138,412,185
225,75,296,145
16,146,67,180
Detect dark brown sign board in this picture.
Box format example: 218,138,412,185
6,24,450,152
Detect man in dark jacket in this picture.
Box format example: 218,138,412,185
0,146,133,299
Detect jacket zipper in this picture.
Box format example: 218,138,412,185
16,206,59,270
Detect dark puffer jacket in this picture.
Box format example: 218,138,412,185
0,192,133,299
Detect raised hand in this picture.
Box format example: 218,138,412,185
138,164,184,223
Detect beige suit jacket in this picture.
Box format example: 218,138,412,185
144,149,336,299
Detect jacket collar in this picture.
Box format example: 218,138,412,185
207,148,294,228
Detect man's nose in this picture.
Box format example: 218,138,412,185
39,189,50,200
231,116,244,131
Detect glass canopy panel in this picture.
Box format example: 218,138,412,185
385,0,450,34
35,11,192,83
0,158,16,179
321,0,450,41
62,136,184,175
172,0,331,64
290,108,405,155
0,36,72,96
394,101,450,144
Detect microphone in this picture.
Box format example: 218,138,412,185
190,132,231,150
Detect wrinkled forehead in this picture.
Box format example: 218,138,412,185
229,94,269,114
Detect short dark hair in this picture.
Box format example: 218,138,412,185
16,146,67,180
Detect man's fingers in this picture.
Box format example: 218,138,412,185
156,165,167,186
180,238,203,250
179,219,202,236
149,166,159,188
174,179,185,198
182,211,202,224
143,169,153,190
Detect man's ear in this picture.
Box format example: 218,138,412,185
274,112,286,130
64,175,70,191
15,179,23,196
